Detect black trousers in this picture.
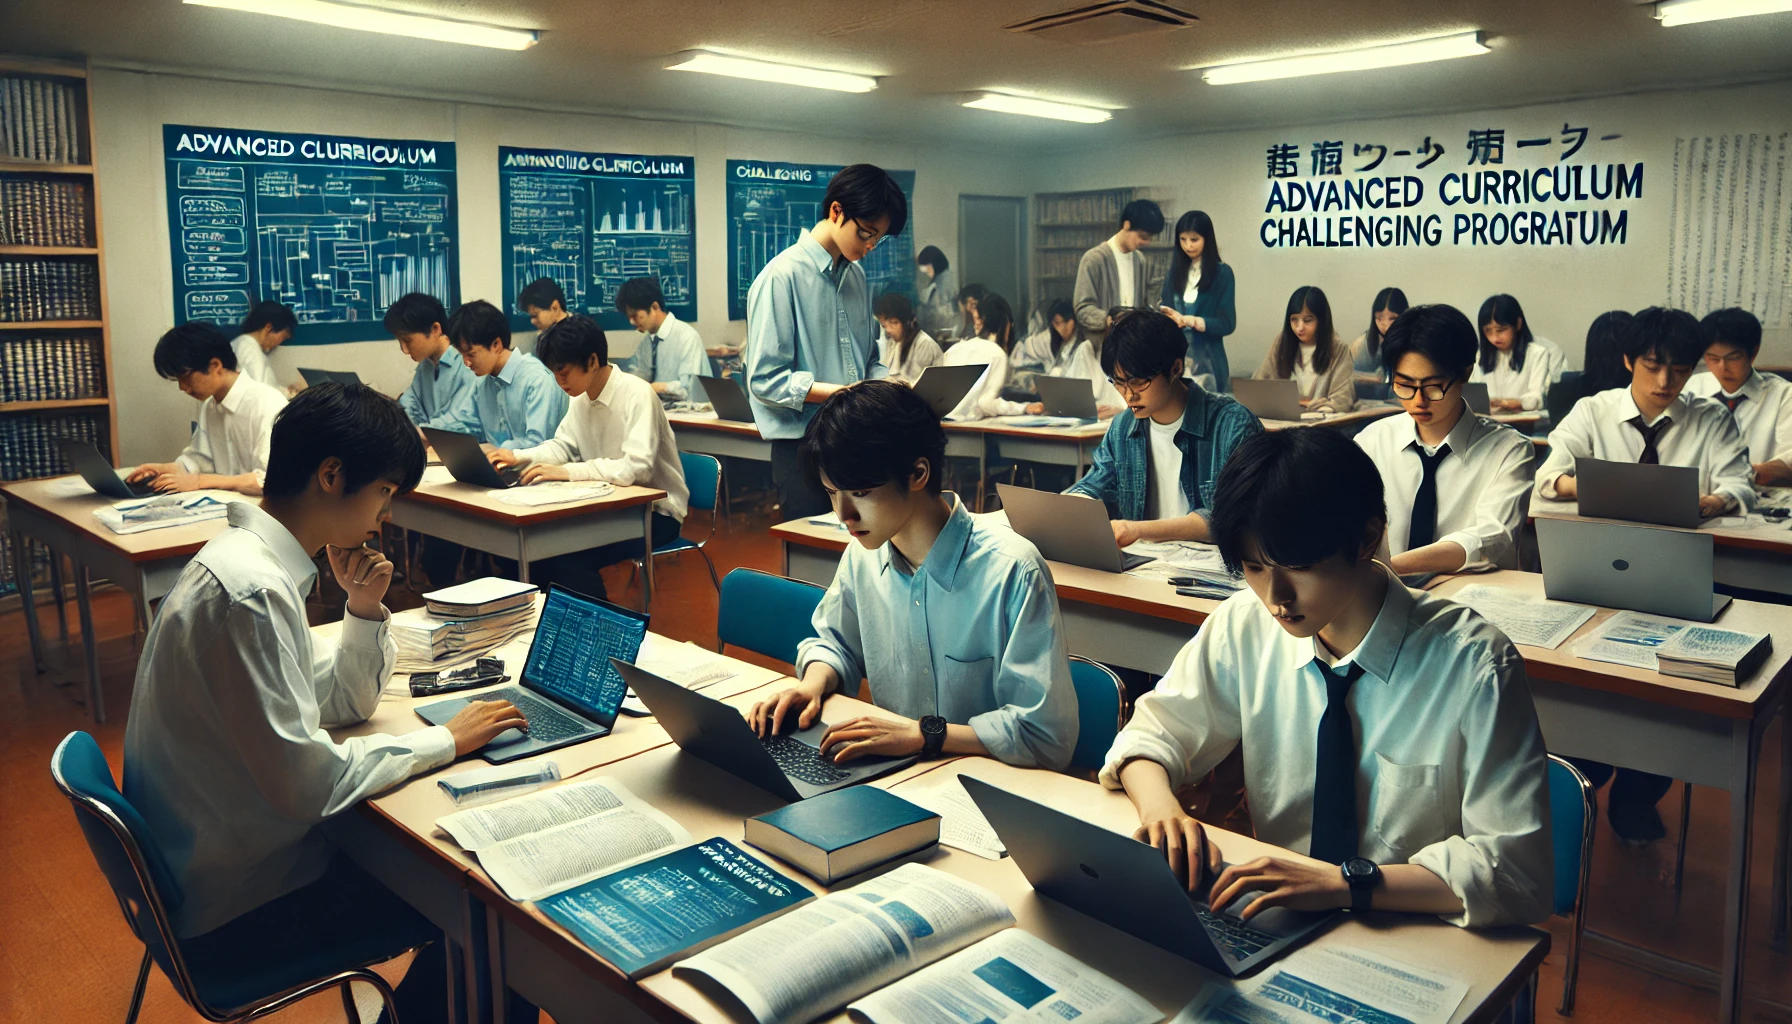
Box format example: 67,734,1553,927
530,512,683,600
771,439,831,520
1566,757,1676,843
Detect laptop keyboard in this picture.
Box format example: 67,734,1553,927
1193,902,1278,962
761,734,851,786
484,686,592,744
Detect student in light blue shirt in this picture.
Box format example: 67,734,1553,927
616,276,708,402
747,380,1078,770
385,292,478,432
448,299,568,448
744,163,906,518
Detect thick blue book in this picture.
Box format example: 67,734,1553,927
745,786,941,885
538,838,813,978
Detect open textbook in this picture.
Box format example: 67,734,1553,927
1175,945,1467,1024
675,863,1157,1024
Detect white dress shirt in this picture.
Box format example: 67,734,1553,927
123,502,454,937
1355,402,1535,569
1043,338,1124,408
513,367,690,520
1685,368,1792,466
941,337,1028,421
1110,237,1138,308
879,329,945,384
1100,569,1553,928
231,333,281,390
1535,386,1754,512
1469,336,1566,411
626,311,709,403
175,374,288,485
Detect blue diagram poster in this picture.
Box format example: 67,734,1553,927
162,125,458,345
499,147,696,332
725,160,916,321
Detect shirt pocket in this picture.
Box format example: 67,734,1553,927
940,654,996,709
1368,752,1450,857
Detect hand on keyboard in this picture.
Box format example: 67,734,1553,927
1208,855,1351,923
817,715,925,763
444,698,530,757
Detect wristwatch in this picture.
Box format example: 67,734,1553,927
1341,857,1381,913
919,715,948,759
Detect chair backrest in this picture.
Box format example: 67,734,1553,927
717,568,826,666
679,451,720,514
1547,754,1595,916
1067,656,1126,772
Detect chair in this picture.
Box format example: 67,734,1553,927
1548,753,1597,1016
1066,656,1127,773
632,452,722,591
716,567,826,666
51,731,417,1024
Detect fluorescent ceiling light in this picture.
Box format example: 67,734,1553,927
665,51,877,93
1657,0,1792,26
182,0,538,49
962,92,1113,123
1200,31,1488,85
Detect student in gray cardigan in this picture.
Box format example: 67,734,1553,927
1073,199,1164,347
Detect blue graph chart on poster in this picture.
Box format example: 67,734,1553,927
162,124,458,345
725,160,916,321
498,146,696,332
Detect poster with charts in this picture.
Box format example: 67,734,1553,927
725,159,916,321
499,146,696,333
162,124,458,345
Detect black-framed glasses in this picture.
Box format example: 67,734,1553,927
1389,378,1457,402
1106,375,1156,395
847,218,884,248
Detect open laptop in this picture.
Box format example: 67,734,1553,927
416,585,647,763
297,367,362,387
1230,378,1306,421
1034,375,1098,421
613,660,918,801
697,375,757,423
1536,516,1731,622
57,439,154,499
911,364,987,419
421,427,523,488
998,484,1153,573
1463,381,1491,415
961,777,1336,976
1576,457,1703,529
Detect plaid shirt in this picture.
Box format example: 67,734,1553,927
1066,386,1262,523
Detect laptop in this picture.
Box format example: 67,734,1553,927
960,777,1336,976
1575,457,1703,529
416,585,647,763
297,367,362,387
58,440,154,499
1034,375,1098,421
910,364,987,419
997,484,1153,573
421,427,523,488
697,375,757,423
613,660,918,801
1536,516,1731,622
1463,381,1491,415
1230,378,1306,421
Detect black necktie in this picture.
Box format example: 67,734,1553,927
1406,444,1451,550
1628,415,1671,465
1723,394,1745,414
646,336,660,380
1310,661,1365,865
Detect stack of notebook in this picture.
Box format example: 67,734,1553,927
394,578,540,667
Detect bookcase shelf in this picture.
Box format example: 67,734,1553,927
0,161,94,175
1030,187,1170,313
0,320,105,330
0,245,98,255
0,398,109,413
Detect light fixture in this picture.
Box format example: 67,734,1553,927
961,92,1113,123
665,51,877,93
1657,0,1792,27
181,0,539,49
1199,30,1488,85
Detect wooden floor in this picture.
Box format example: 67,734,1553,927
3,497,1791,1023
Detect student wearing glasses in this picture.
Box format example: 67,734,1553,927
1685,307,1792,486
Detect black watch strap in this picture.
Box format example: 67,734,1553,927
920,715,947,758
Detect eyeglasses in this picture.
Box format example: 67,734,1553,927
1106,375,1156,395
1389,378,1457,402
847,219,884,249
1707,350,1750,367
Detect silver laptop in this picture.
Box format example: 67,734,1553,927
1536,516,1731,622
1034,375,1098,420
1230,378,1306,421
1463,381,1491,415
420,427,523,488
997,484,1152,573
697,375,756,423
297,367,362,387
1576,457,1703,529
911,364,986,419
57,439,154,499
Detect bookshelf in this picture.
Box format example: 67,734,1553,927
1030,187,1172,319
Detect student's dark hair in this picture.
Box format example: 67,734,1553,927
1167,210,1221,297
823,163,908,239
261,382,425,499
614,277,666,316
1379,303,1477,382
800,379,946,496
1701,306,1764,358
1045,297,1087,360
873,292,921,366
977,293,1017,353
1210,429,1386,574
153,320,236,379
915,245,949,275
517,277,566,313
1621,306,1704,367
1099,308,1186,382
1119,198,1165,236
956,282,987,338
1582,311,1633,391
447,299,511,350
533,314,608,371
1363,287,1409,362
1272,286,1338,378
383,292,448,337
1476,294,1534,374
239,300,296,336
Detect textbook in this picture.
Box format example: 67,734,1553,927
538,838,813,979
1654,624,1772,686
423,576,538,618
744,786,940,885
392,602,537,667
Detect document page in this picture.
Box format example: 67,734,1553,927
1175,945,1466,1024
850,929,1161,1024
901,778,1007,860
1448,584,1595,650
1572,610,1690,671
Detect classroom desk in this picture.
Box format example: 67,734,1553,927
1530,497,1792,596
1257,400,1403,433
665,411,772,464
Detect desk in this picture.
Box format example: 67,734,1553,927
1530,498,1792,596
1258,401,1403,433
666,411,772,465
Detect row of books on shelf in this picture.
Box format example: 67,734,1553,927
1035,247,1172,280
3,332,106,403
0,76,86,165
0,409,104,481
0,257,100,322
1035,226,1110,250
0,178,91,247
1036,190,1140,227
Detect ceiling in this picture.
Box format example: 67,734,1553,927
7,0,1792,150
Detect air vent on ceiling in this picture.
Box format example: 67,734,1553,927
1005,1,1199,45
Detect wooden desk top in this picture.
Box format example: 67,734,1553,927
944,416,1110,441
665,410,763,438
0,475,241,562
404,466,665,526
1259,402,1403,432
1530,497,1792,555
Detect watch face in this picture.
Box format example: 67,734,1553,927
1344,857,1375,879
921,716,947,736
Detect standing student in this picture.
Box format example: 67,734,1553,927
449,298,569,450
1470,294,1566,411
873,292,944,384
1351,287,1408,380
615,276,707,403
914,245,957,336
940,293,1029,421
1686,307,1792,486
954,282,988,343
744,163,906,520
231,300,296,392
1103,427,1552,927
385,291,478,433
128,321,288,496
518,276,570,333
1545,311,1632,427
1074,199,1163,349
1254,285,1356,413
746,380,1078,770
1156,210,1237,391
1354,305,1534,573
1066,310,1262,545
1020,298,1122,418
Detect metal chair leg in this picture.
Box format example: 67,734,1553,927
1558,908,1582,1015
125,949,151,1024
1673,782,1692,896
698,548,720,591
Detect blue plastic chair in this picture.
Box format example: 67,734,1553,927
631,452,722,592
50,731,416,1023
1548,754,1596,1016
716,567,826,666
1067,656,1127,773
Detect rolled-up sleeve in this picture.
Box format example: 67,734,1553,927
968,565,1077,770
1099,602,1243,792
1439,432,1533,570
1534,402,1594,500
745,275,813,413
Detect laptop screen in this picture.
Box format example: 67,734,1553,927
521,586,649,725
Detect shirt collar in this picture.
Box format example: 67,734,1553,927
1125,385,1211,441
1622,387,1685,427
1729,370,1767,400
227,502,318,592
493,351,520,387
877,492,973,590
592,366,622,408
796,232,843,280
437,345,465,377
216,376,248,414
654,311,682,339
1403,398,1478,452
1292,567,1410,684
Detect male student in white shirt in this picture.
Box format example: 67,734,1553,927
127,321,289,496
1354,304,1534,572
1686,307,1792,487
616,276,708,402
124,382,531,1021
1536,306,1753,516
1103,427,1552,927
230,299,295,392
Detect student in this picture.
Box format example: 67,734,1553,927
615,276,707,403
1102,427,1552,927
914,245,957,336
940,293,1029,421
1156,210,1236,391
744,162,906,520
1686,307,1792,486
231,300,296,391
123,383,530,1020
954,282,987,343
518,276,570,333
746,380,1078,770
489,315,690,600
1536,306,1753,517
385,291,479,432
1074,199,1164,349
1066,310,1262,545
1254,285,1355,413
449,298,569,449
1469,294,1566,411
1545,310,1633,427
127,321,288,496
1351,287,1408,380
873,291,944,384
1353,305,1534,573
1021,297,1123,417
